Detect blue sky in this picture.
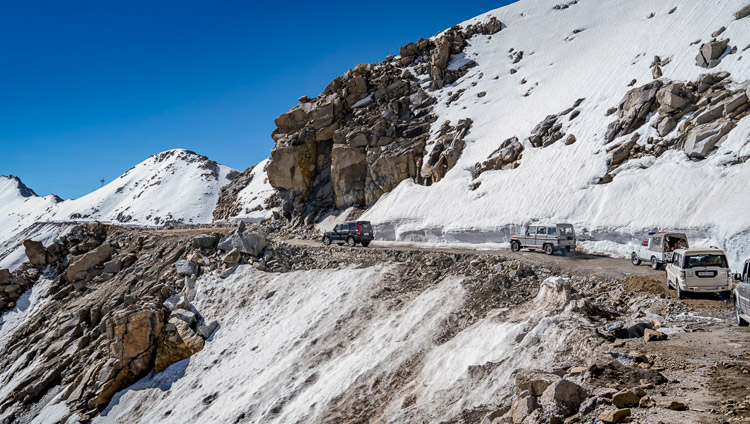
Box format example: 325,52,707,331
0,0,513,199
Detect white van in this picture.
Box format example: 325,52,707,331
665,248,733,299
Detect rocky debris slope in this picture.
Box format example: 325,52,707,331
212,165,254,221
0,223,249,423
266,18,503,222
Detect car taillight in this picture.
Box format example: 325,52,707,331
357,224,360,235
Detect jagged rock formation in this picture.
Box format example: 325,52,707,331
600,72,750,182
266,18,503,220
213,165,254,221
0,223,239,422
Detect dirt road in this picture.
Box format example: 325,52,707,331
285,238,661,280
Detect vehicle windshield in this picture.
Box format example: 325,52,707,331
685,254,728,268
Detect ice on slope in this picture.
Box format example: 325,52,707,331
363,0,750,267
90,267,598,424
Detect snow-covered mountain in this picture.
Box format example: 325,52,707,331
0,149,243,269
261,0,750,267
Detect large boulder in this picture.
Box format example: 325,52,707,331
696,39,729,68
155,316,205,372
23,240,47,265
656,83,689,113
0,269,10,285
510,394,539,423
217,232,267,257
540,379,587,416
736,4,750,19
174,259,199,277
683,119,735,159
192,234,219,250
66,243,111,281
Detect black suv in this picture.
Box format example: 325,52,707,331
322,221,374,247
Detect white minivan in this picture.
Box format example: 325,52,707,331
665,248,733,299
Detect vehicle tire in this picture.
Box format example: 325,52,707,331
347,237,356,247
361,241,370,247
544,244,554,255
676,283,684,299
631,253,641,266
650,256,661,270
736,296,749,326
322,236,331,246
666,278,672,290
511,241,521,252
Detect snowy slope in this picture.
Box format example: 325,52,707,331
360,0,750,267
0,149,237,269
85,268,597,424
231,158,276,222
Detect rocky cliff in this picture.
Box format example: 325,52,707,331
266,18,502,221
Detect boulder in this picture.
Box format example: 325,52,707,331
23,240,47,265
510,394,539,423
155,317,205,371
0,269,10,285
723,92,748,115
656,83,689,112
683,119,735,159
66,243,111,281
171,308,197,327
222,248,242,264
564,134,577,145
696,39,729,68
540,379,587,416
217,232,267,257
656,117,676,136
598,408,631,423
197,321,219,339
192,234,219,250
432,37,452,69
656,400,687,410
611,389,642,407
643,328,668,342
606,81,663,142
102,260,121,274
174,259,199,277
163,295,189,312
736,4,750,19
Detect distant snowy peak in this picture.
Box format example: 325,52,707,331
50,149,238,226
0,174,53,200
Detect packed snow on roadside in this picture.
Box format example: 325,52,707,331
87,266,598,424
360,0,750,267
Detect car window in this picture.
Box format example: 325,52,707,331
334,225,341,232
547,227,557,236
649,236,663,251
673,254,681,267
527,226,536,235
348,223,356,233
360,222,372,233
537,227,546,235
685,254,728,268
558,226,574,236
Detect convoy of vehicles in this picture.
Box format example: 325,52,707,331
509,223,576,255
322,221,374,247
321,222,750,327
631,232,689,270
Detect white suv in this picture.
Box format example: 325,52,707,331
665,248,733,299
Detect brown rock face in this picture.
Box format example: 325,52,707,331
0,269,10,285
155,317,205,372
66,242,111,281
265,20,501,220
23,239,47,265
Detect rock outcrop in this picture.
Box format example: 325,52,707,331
599,71,750,182
266,19,504,220
695,39,729,68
